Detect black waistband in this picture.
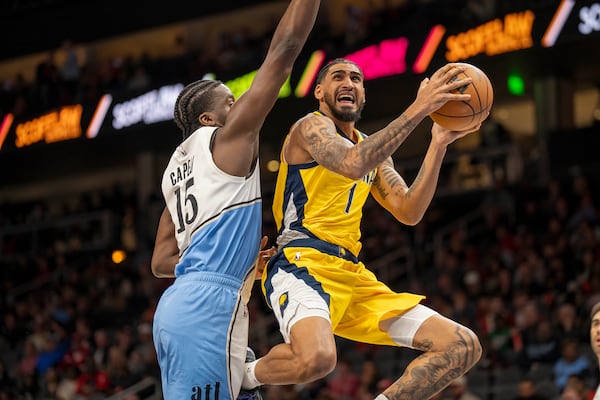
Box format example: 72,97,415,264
281,237,359,264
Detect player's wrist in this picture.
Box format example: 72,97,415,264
242,359,262,389
403,102,428,125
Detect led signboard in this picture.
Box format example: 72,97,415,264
543,0,600,46
111,84,183,130
445,11,535,62
0,1,598,154
15,105,83,148
579,2,600,34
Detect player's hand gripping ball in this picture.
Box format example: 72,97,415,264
430,62,494,131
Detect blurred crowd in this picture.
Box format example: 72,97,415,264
1,169,599,400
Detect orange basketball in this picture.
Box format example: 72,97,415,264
430,62,493,131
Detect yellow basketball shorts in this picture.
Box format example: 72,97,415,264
261,238,425,346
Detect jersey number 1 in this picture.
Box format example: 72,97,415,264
174,178,198,233
344,183,357,214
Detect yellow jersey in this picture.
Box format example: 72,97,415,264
272,111,377,257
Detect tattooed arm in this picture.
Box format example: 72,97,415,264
287,64,474,180
288,109,422,180
371,122,481,225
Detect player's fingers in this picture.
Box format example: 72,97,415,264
452,123,481,136
260,235,268,250
432,63,465,81
446,77,472,92
466,123,482,133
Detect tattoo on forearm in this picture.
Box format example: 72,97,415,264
372,175,388,199
358,114,416,168
305,113,417,175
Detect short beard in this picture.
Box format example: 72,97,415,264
324,94,364,122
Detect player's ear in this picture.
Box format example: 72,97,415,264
199,112,215,126
314,84,323,101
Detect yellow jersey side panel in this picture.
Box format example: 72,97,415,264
272,119,376,256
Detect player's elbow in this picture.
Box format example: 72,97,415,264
344,165,373,181
151,256,175,278
402,216,423,226
150,260,164,278
396,209,424,226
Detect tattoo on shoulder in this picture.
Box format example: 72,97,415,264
302,117,345,166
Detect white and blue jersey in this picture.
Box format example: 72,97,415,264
153,125,262,400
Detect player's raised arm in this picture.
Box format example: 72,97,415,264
370,122,481,226
290,62,472,181
213,0,321,177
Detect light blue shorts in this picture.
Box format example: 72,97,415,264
153,272,249,400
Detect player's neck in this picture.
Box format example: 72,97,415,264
335,120,356,139
317,109,357,141
327,116,356,140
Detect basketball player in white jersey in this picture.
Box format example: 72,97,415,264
149,1,321,399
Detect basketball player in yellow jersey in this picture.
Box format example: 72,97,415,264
241,59,484,400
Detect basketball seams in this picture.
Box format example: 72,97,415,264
430,62,493,130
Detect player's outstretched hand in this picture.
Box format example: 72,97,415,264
255,236,276,280
431,122,482,147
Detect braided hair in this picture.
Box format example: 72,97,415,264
173,79,223,140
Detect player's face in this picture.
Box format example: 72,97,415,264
211,84,235,126
591,310,600,357
316,63,365,122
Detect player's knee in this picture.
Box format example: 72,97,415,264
297,347,337,382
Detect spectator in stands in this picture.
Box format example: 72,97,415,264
126,64,152,93
512,377,549,400
517,305,561,372
555,303,586,344
0,359,15,398
91,329,111,371
326,358,361,399
34,50,60,111
554,338,592,391
356,359,383,400
443,375,482,400
560,375,594,400
59,40,80,103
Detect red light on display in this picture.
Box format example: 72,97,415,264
344,37,409,80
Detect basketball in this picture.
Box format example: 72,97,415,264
430,62,494,131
